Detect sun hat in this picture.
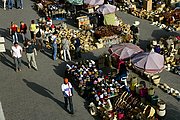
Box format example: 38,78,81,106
133,21,140,26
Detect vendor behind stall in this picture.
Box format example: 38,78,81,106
130,21,140,45
73,35,81,59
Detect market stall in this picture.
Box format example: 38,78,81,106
65,59,167,119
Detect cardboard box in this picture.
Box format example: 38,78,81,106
143,0,152,11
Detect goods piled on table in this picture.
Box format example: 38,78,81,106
150,36,180,72
58,28,97,52
94,25,122,38
65,59,166,119
116,1,180,31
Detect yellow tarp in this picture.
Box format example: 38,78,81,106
103,13,116,26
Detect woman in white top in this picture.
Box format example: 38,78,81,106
11,42,23,72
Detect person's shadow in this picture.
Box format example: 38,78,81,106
0,50,15,70
22,79,69,113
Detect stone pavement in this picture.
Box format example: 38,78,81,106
0,1,180,120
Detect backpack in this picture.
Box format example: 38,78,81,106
131,25,138,34
36,29,41,38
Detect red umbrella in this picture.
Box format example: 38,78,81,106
108,43,143,60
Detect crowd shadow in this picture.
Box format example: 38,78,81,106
151,29,180,40
22,79,69,113
0,28,12,42
0,28,24,44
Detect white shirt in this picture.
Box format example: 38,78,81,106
61,82,73,97
11,45,23,58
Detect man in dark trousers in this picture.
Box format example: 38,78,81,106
61,78,74,114
130,21,140,45
73,35,81,59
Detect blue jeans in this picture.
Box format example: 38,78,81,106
8,0,14,9
53,43,57,60
20,0,23,8
14,57,21,70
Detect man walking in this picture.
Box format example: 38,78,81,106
24,40,38,71
130,21,140,45
62,37,71,61
34,25,44,51
51,32,58,60
73,35,81,59
16,0,23,9
8,0,14,9
2,0,7,10
61,78,74,114
11,42,23,72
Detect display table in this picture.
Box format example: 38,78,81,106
76,16,90,28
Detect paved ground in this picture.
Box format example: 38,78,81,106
0,1,180,120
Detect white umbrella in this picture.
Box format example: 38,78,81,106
96,4,118,15
84,0,104,5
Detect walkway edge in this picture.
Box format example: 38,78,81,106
0,101,5,120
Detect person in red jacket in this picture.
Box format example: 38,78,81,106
10,22,18,43
20,21,27,42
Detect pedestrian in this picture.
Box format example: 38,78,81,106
34,24,44,51
130,21,140,45
73,35,81,59
16,0,22,9
10,22,18,43
8,0,14,9
62,37,71,61
29,20,36,40
24,40,38,71
11,42,23,72
2,0,7,10
51,31,58,60
20,21,27,42
61,78,74,114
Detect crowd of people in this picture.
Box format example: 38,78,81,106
2,0,24,10
9,17,83,72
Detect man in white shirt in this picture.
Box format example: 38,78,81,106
61,78,74,114
11,42,23,72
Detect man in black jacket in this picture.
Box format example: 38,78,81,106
130,21,140,45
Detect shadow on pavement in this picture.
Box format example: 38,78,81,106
0,52,14,70
0,28,12,42
151,29,180,40
53,62,67,78
139,39,151,52
0,1,3,8
22,79,69,113
41,46,53,59
165,102,180,120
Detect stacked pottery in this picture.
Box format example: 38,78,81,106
151,75,161,85
157,99,166,117
135,84,142,95
130,77,138,92
148,87,155,96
